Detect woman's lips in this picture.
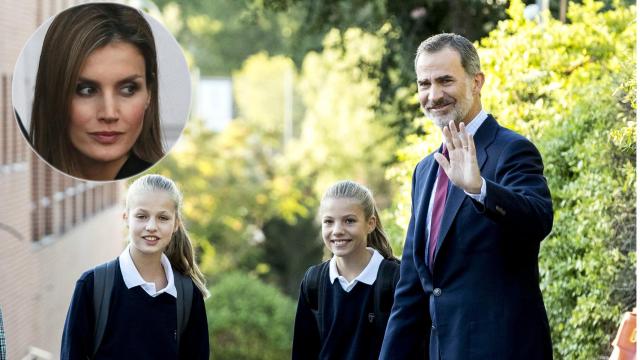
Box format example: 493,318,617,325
89,131,123,144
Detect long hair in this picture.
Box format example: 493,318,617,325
321,180,395,259
126,174,209,298
30,3,163,175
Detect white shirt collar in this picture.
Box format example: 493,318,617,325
464,109,488,136
329,248,384,292
118,244,177,298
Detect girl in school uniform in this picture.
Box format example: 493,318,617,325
292,180,400,360
61,175,209,359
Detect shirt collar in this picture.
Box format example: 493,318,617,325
464,109,488,136
329,248,384,292
118,244,177,298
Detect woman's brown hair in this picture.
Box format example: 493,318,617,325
30,3,164,175
321,180,395,259
126,174,209,298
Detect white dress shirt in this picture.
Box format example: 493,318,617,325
118,244,177,298
329,248,384,292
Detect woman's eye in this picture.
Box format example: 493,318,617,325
345,218,356,224
323,219,333,225
76,84,96,96
121,83,138,96
135,214,146,219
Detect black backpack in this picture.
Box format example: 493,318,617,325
302,258,400,337
91,259,193,357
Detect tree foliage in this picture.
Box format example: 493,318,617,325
284,27,395,196
152,26,398,297
153,0,310,76
387,1,636,358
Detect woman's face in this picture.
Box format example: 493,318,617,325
69,41,149,174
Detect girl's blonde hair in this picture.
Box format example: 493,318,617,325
321,180,395,259
126,174,209,298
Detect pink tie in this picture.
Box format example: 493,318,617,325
429,146,448,269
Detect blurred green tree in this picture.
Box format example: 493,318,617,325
285,27,395,197
153,30,399,296
152,0,317,75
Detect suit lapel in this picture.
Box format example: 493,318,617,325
414,152,440,274
415,151,441,225
432,115,498,263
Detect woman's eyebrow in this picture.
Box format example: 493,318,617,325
116,75,144,85
76,74,144,84
76,77,98,85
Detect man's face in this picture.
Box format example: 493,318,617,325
416,47,482,129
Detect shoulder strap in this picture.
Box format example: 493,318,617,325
302,261,329,311
173,270,193,347
302,261,330,337
373,259,400,334
316,261,330,337
92,258,118,357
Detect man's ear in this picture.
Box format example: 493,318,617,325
123,210,128,226
472,72,485,95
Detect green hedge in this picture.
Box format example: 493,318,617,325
207,272,296,359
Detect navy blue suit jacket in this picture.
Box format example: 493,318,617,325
380,115,553,360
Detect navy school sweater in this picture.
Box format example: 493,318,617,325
60,264,209,360
292,279,385,360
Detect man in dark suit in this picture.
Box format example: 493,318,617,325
379,33,553,360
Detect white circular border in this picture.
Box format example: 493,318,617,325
11,2,191,155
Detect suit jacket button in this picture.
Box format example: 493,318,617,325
433,288,442,296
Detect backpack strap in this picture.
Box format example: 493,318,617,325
92,258,118,358
373,258,400,335
173,270,193,347
302,260,330,337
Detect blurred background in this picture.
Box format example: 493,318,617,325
0,0,635,359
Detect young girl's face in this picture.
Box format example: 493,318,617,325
124,190,178,257
321,198,375,259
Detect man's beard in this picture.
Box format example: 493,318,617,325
423,84,473,129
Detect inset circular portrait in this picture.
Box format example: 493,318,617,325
12,2,191,181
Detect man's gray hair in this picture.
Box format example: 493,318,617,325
415,33,482,77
